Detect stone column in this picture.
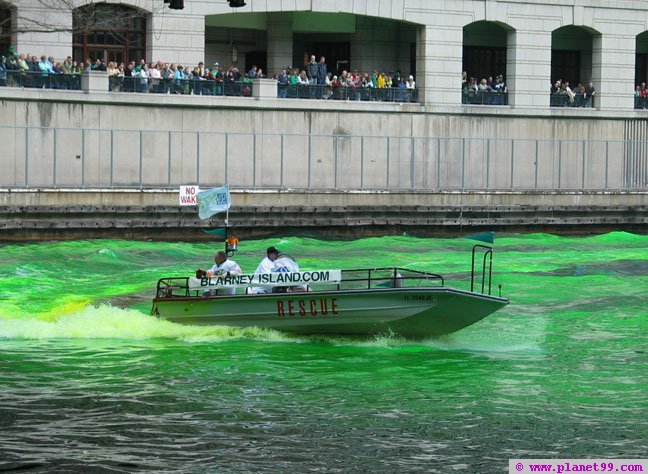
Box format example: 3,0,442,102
591,33,637,110
267,13,293,76
507,30,552,108
417,24,463,106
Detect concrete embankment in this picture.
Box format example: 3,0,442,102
1,189,646,241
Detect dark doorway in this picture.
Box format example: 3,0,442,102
636,31,648,86
636,53,648,86
293,37,350,76
551,50,581,86
462,46,507,82
245,50,266,76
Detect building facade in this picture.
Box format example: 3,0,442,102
2,0,648,110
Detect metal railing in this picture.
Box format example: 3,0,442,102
550,93,595,108
634,96,648,109
461,91,509,105
2,70,82,90
110,77,254,96
0,127,646,191
277,83,419,102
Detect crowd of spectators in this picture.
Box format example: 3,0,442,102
274,56,417,102
0,51,84,89
550,79,595,107
104,59,256,96
0,49,418,102
634,82,648,109
461,71,508,105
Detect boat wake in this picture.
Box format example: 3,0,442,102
0,304,540,354
0,304,293,342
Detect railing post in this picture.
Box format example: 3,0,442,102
24,127,29,187
139,130,143,188
461,137,466,190
486,138,490,190
225,133,229,185
109,129,113,188
410,137,415,190
53,128,57,188
436,138,441,190
535,139,539,189
280,134,284,188
253,132,257,188
196,132,200,186
558,140,562,189
82,129,86,188
510,139,514,190
360,136,364,189
582,139,586,190
168,130,172,187
605,140,609,189
334,135,338,190
386,136,390,190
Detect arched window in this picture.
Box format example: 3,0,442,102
463,21,511,83
0,2,13,57
551,26,598,88
636,31,648,87
72,4,146,65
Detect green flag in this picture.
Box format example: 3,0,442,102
465,231,495,245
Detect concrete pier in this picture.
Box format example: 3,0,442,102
1,189,646,241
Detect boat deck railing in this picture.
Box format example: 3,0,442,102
338,268,444,290
154,267,444,299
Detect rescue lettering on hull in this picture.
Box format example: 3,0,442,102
277,298,338,317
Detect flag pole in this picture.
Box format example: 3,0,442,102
225,183,230,227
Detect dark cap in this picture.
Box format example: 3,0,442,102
266,246,280,255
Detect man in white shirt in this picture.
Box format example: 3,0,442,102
207,251,242,295
251,246,280,293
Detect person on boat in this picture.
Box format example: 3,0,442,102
199,251,242,295
273,255,307,293
250,246,281,294
256,246,280,274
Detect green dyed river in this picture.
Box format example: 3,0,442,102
1,233,647,473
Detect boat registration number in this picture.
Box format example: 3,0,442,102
277,298,338,317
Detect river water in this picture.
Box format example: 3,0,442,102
1,233,647,473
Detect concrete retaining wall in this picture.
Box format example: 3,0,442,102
1,90,647,191
1,189,646,241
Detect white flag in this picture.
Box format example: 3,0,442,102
197,185,231,219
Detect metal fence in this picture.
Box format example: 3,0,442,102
2,71,82,90
550,93,595,108
0,126,646,190
461,91,509,106
277,84,419,102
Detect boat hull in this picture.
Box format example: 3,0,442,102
151,287,508,338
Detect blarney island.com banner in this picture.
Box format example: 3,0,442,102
188,270,342,290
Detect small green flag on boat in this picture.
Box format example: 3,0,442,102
202,227,228,240
464,231,495,245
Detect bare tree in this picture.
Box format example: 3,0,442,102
0,0,166,36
